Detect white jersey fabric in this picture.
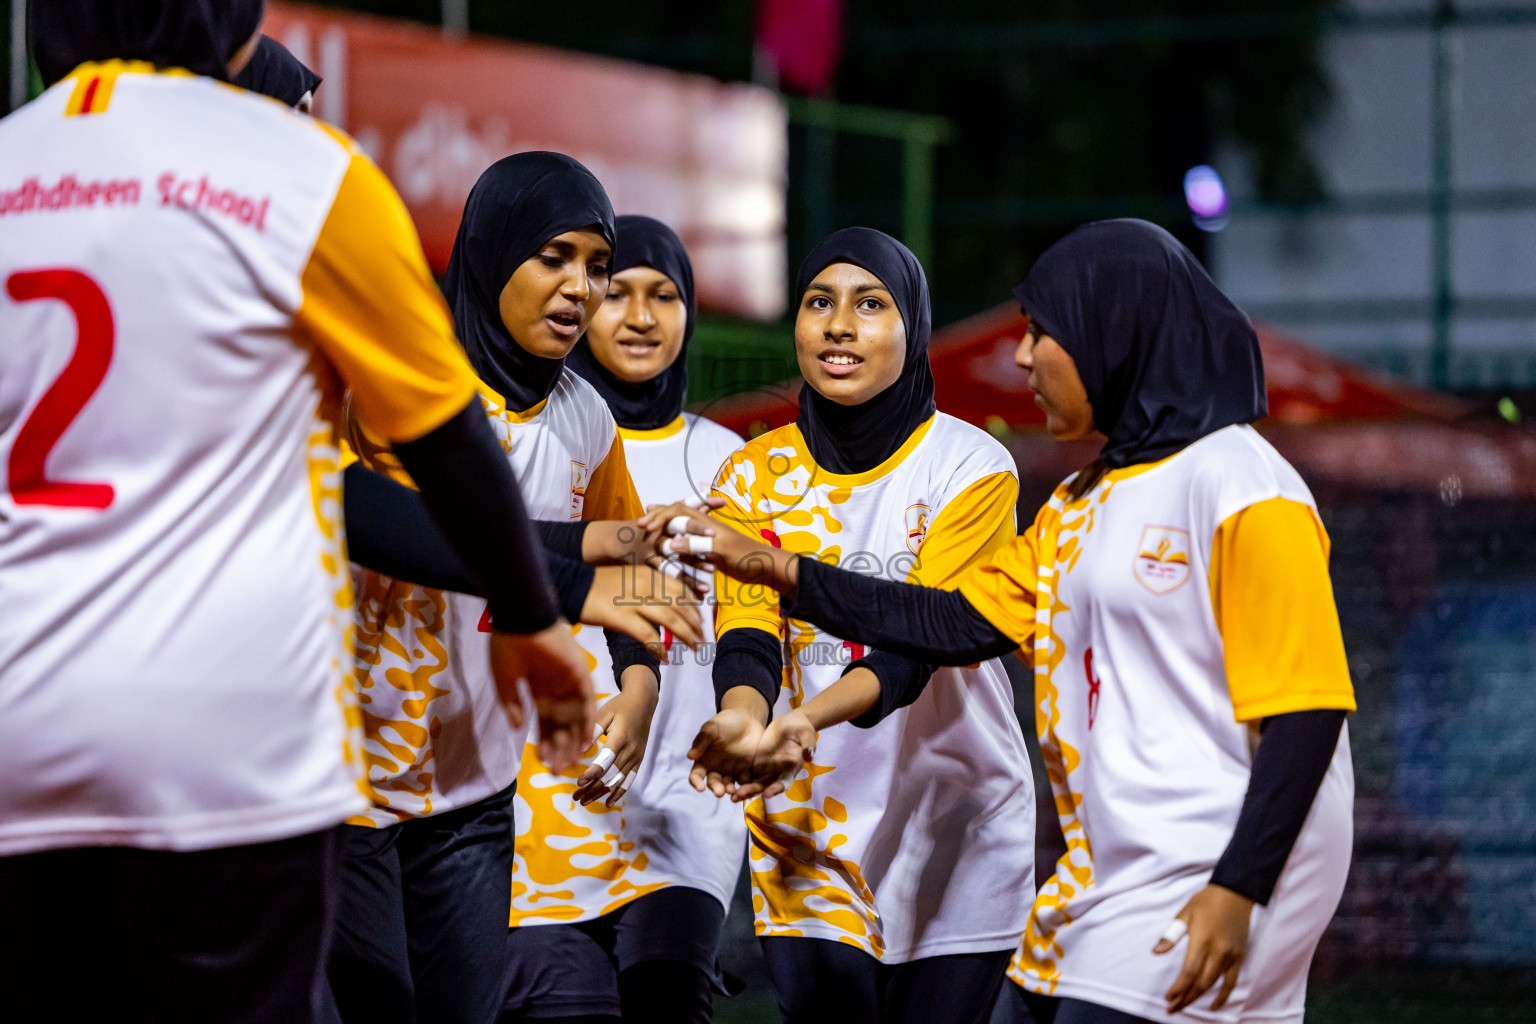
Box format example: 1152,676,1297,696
511,412,746,924
1,63,482,855
350,369,634,826
714,413,1036,963
961,425,1355,1024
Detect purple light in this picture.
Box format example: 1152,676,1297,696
1183,165,1229,231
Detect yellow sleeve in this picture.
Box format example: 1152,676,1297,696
908,471,1018,589
342,399,416,487
1211,497,1357,721
295,145,478,444
582,433,644,521
956,509,1043,648
709,487,784,642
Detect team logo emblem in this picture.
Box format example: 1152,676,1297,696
569,461,588,519
1134,525,1190,594
905,503,931,555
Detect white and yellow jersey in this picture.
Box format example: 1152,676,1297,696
960,424,1356,1024
0,64,478,855
349,369,642,827
711,413,1036,963
511,412,746,926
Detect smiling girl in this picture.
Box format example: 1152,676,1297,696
692,228,1036,1024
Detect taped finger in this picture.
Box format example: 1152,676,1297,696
1159,919,1189,948
591,746,616,772
601,762,623,788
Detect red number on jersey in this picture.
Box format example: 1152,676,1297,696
1084,647,1102,729
6,269,116,509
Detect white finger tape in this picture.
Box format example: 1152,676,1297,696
601,763,623,787
684,496,709,510
666,515,692,538
1159,919,1189,947
619,771,636,794
682,534,713,555
592,746,616,772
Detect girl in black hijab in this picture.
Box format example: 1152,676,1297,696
692,227,1036,1024
31,0,265,86
678,220,1356,1024
332,153,672,1024
510,215,747,1024
444,151,616,414
567,215,696,431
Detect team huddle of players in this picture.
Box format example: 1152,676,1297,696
0,5,1359,1024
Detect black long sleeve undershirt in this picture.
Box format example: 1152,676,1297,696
782,554,1346,907
388,402,558,633
712,628,783,715
1212,709,1347,905
783,556,1018,665
343,454,655,684
343,461,593,624
535,520,589,561
846,650,939,728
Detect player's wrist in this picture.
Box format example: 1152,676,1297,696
721,685,771,726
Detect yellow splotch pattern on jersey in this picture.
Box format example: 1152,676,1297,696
348,370,637,827
509,413,748,927
959,425,1355,1024
507,399,650,926
0,63,477,854
712,414,1036,964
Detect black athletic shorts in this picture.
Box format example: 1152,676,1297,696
0,827,341,1024
500,884,726,1021
762,935,1013,1024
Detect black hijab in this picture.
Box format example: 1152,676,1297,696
566,215,695,431
1014,219,1266,471
231,35,321,108
31,0,266,86
794,228,936,475
443,152,617,413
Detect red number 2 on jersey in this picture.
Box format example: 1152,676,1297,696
5,269,116,509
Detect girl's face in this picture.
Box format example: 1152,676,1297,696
1015,324,1096,440
795,262,906,407
585,266,687,384
498,229,613,359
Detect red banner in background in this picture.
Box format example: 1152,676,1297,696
263,2,788,320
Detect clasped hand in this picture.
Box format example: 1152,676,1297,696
686,708,818,803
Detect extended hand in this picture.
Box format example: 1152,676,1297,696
687,709,767,798
727,709,817,802
574,669,659,807
1154,883,1255,1013
488,622,596,772
581,564,704,651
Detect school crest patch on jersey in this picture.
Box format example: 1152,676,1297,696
905,503,932,555
1134,525,1190,594
570,460,588,518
